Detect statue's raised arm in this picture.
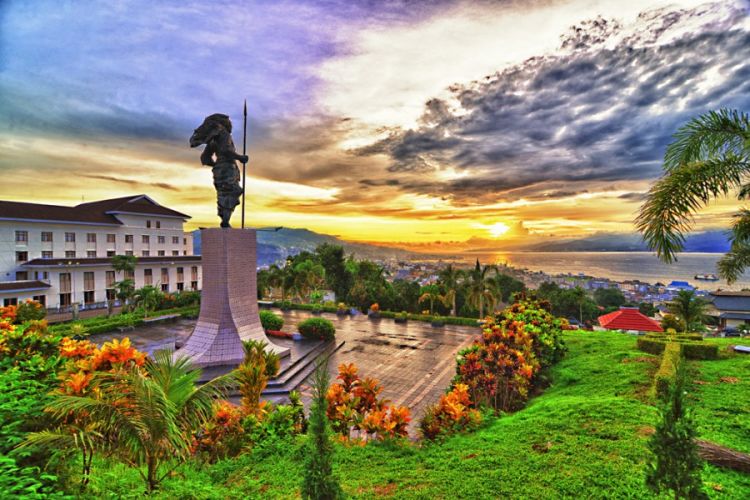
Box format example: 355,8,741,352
190,114,248,228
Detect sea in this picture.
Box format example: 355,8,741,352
439,252,750,291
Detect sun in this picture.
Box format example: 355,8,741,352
488,222,510,238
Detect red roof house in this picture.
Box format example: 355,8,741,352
598,307,663,333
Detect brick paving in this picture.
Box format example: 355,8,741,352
92,309,481,435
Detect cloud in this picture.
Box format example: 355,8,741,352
357,1,750,203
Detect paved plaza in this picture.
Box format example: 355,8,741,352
91,309,481,434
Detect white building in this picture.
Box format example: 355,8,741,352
0,195,201,310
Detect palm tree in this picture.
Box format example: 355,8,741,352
465,260,498,319
24,351,232,493
418,284,445,315
293,259,326,302
668,290,707,332
438,265,463,316
637,109,750,283
571,287,588,325
112,254,137,311
133,285,162,317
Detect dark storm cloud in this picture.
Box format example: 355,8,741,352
358,3,750,202
82,174,179,191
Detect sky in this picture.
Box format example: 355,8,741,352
1,0,749,248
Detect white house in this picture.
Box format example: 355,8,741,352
0,194,201,311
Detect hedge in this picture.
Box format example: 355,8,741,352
636,336,719,360
297,317,336,341
654,342,682,400
47,305,200,337
259,310,284,331
645,332,703,342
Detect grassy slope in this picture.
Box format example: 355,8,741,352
82,332,750,499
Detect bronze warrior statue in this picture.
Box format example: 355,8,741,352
190,114,248,228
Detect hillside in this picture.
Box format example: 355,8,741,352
83,331,750,498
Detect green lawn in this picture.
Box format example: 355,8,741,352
80,332,750,499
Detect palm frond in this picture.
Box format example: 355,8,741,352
664,109,750,170
729,208,750,245
718,242,750,284
636,154,750,262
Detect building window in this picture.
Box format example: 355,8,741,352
191,266,198,281
83,291,95,305
107,233,116,243
86,233,96,243
191,281,198,290
3,298,18,307
144,269,153,285
146,220,152,228
125,250,134,256
16,251,28,263
41,231,53,242
15,271,28,280
32,295,46,307
106,289,116,301
83,272,95,291
142,235,150,244
156,221,161,229
59,293,72,307
176,282,184,291
59,273,71,293
142,250,150,257
172,250,179,256
42,251,53,259
183,251,187,255
105,271,115,288
125,269,134,280
161,283,169,292
172,236,180,244
158,236,165,244
158,250,165,256
107,250,115,257
65,232,76,242
34,271,49,280
15,230,28,243
87,250,97,258
125,234,133,243
65,251,76,258
161,268,169,283
183,238,187,245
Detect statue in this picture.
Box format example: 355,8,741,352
190,113,248,228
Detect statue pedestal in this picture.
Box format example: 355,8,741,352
178,228,289,368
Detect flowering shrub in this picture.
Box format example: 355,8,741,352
495,297,568,368
16,300,46,324
193,400,245,461
0,320,62,369
326,363,410,441
236,340,280,416
420,383,482,440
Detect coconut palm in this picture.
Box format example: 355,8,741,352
636,109,750,283
465,260,498,319
418,284,445,315
25,351,232,493
293,259,326,302
133,285,163,317
667,290,707,332
438,264,463,316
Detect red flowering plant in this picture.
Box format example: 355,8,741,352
192,400,245,462
456,316,540,413
495,296,568,369
419,383,482,440
326,363,411,441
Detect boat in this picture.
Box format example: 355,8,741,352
694,273,719,281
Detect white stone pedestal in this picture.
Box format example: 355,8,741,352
177,228,289,368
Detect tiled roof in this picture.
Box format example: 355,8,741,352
0,195,189,225
23,256,201,267
598,307,663,332
0,280,51,292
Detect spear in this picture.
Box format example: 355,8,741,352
241,99,247,229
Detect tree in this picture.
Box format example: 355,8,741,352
661,314,687,333
465,260,498,319
301,360,342,500
112,255,137,311
571,287,588,325
489,272,526,304
636,109,750,283
593,287,626,309
26,351,231,493
316,244,351,301
418,285,445,315
438,265,463,316
293,259,326,302
133,285,163,317
639,302,658,318
668,290,707,332
646,364,707,499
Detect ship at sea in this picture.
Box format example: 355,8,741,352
694,273,719,281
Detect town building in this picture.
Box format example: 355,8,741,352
706,290,750,330
0,195,201,311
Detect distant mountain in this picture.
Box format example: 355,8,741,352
470,230,731,253
192,227,415,266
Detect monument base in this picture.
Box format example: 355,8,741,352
177,228,289,368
